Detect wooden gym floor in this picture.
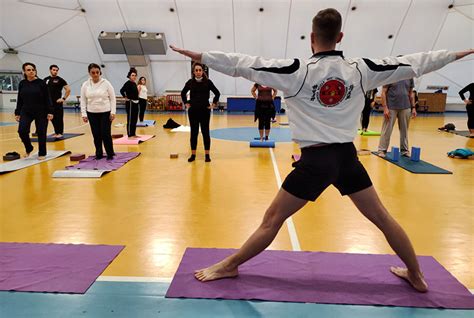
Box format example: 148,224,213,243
0,110,472,289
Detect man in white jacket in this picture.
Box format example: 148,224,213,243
171,8,473,292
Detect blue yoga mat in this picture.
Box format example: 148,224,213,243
136,120,155,127
0,122,16,127
371,152,452,174
250,140,275,148
31,133,84,142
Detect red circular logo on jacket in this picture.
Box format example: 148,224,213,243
317,78,347,107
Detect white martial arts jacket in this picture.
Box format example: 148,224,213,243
202,50,456,147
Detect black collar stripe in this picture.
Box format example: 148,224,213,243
311,50,344,58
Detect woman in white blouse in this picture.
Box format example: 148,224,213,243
137,76,148,122
80,63,116,160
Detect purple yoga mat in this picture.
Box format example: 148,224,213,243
0,242,124,293
166,248,474,309
66,152,140,170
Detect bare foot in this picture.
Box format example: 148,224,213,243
194,261,239,282
129,135,140,139
37,156,46,160
390,266,428,293
56,134,63,138
24,152,31,158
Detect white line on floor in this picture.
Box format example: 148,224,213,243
269,148,301,252
97,276,172,283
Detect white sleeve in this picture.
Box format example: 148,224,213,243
107,80,117,114
80,82,87,117
357,50,457,91
202,51,305,95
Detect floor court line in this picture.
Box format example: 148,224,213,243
269,147,301,252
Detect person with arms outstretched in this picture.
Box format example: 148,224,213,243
171,8,473,292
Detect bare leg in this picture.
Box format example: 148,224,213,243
195,188,308,281
259,129,264,141
348,186,428,292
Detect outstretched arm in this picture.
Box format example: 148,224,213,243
361,49,474,91
170,45,202,62
170,45,304,95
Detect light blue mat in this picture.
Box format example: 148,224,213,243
137,120,156,127
210,127,292,142
0,122,16,127
0,281,471,318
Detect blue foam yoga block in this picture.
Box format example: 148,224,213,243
250,140,275,148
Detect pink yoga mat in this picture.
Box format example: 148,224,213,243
0,242,124,294
113,135,155,145
166,248,474,309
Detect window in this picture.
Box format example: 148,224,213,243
0,72,23,91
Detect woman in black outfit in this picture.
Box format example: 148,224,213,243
14,62,53,160
459,82,474,137
360,88,378,132
251,83,277,141
120,68,139,138
181,63,220,162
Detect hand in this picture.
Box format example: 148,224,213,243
15,115,20,122
411,108,417,118
47,114,54,121
109,113,115,121
383,108,390,120
82,116,88,123
56,98,65,103
464,99,472,105
169,45,202,62
185,103,191,109
209,103,216,109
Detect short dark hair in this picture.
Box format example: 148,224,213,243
49,64,59,70
312,8,342,45
127,67,137,79
88,63,101,74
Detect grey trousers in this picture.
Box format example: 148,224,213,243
378,108,411,154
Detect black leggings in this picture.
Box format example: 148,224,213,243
467,103,474,129
189,109,211,150
361,100,372,129
50,103,64,134
125,100,139,137
258,115,272,130
18,112,48,156
138,98,147,122
87,111,114,157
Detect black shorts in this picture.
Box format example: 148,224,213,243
282,143,372,201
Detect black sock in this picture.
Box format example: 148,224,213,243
188,154,196,162
205,154,211,162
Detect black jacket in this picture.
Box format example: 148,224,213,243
15,78,53,115
181,79,220,111
120,80,139,100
